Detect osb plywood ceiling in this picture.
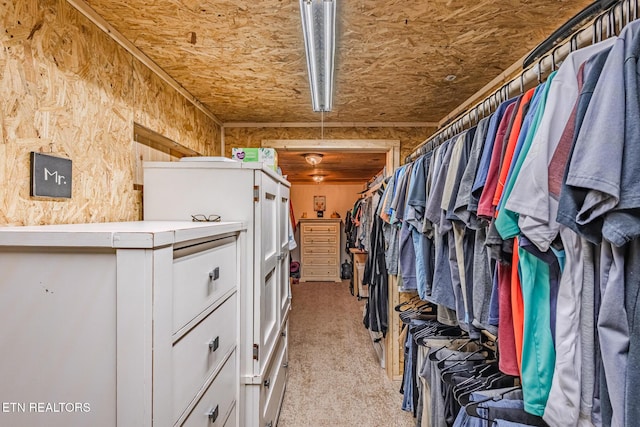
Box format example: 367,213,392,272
83,0,592,124
278,151,386,184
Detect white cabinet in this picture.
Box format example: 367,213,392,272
299,218,342,282
0,221,244,427
144,160,291,427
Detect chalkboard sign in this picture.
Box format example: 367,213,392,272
30,152,72,199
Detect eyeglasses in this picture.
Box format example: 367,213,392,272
191,214,221,222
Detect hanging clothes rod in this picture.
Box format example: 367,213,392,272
405,0,637,163
523,0,619,68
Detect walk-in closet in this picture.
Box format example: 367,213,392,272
1,0,638,426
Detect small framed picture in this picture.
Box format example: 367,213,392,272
314,195,326,212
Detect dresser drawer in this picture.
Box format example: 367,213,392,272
302,256,338,266
301,223,339,234
302,245,337,256
182,352,236,427
302,234,337,245
173,293,237,421
302,265,339,279
261,330,288,427
173,236,237,332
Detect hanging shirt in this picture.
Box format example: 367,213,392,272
498,81,547,214
381,174,401,274
477,100,519,218
555,47,613,242
397,163,416,288
441,134,467,214
505,38,617,252
517,237,562,417
510,239,525,376
454,117,491,227
472,98,518,195
389,165,409,225
407,155,429,230
424,140,458,311
492,87,537,211
497,261,519,376
450,118,494,332
494,75,555,239
444,130,480,335
408,153,435,298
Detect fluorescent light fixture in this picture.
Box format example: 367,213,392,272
304,153,324,166
300,0,336,112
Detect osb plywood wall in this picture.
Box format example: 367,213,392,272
133,61,219,157
0,0,220,226
224,126,436,163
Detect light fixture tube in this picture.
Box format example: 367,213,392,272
323,0,335,111
300,0,336,112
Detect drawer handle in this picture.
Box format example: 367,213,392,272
264,378,271,388
209,336,219,352
209,267,220,281
207,405,219,423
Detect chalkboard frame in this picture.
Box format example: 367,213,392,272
30,152,73,199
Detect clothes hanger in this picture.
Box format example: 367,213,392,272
454,374,497,403
411,325,441,341
436,347,486,370
399,303,436,323
439,356,486,379
398,300,435,315
394,295,423,312
428,338,473,362
415,327,466,347
536,58,544,84
441,350,492,377
456,371,512,406
463,386,522,420
442,361,498,389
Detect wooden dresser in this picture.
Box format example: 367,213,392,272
299,218,342,282
144,161,291,427
0,221,244,427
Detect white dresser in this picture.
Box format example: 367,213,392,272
143,160,291,427
0,221,244,427
299,218,342,282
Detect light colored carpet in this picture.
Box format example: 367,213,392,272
277,280,415,427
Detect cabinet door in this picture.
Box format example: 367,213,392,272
254,171,279,371
277,184,291,325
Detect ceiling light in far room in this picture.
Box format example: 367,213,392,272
299,0,336,112
312,174,325,183
304,153,324,166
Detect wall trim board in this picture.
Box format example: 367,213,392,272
65,0,222,126
133,124,199,158
224,122,437,128
262,139,400,152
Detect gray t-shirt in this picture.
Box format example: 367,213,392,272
560,22,640,247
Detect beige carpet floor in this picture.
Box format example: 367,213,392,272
277,280,415,427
